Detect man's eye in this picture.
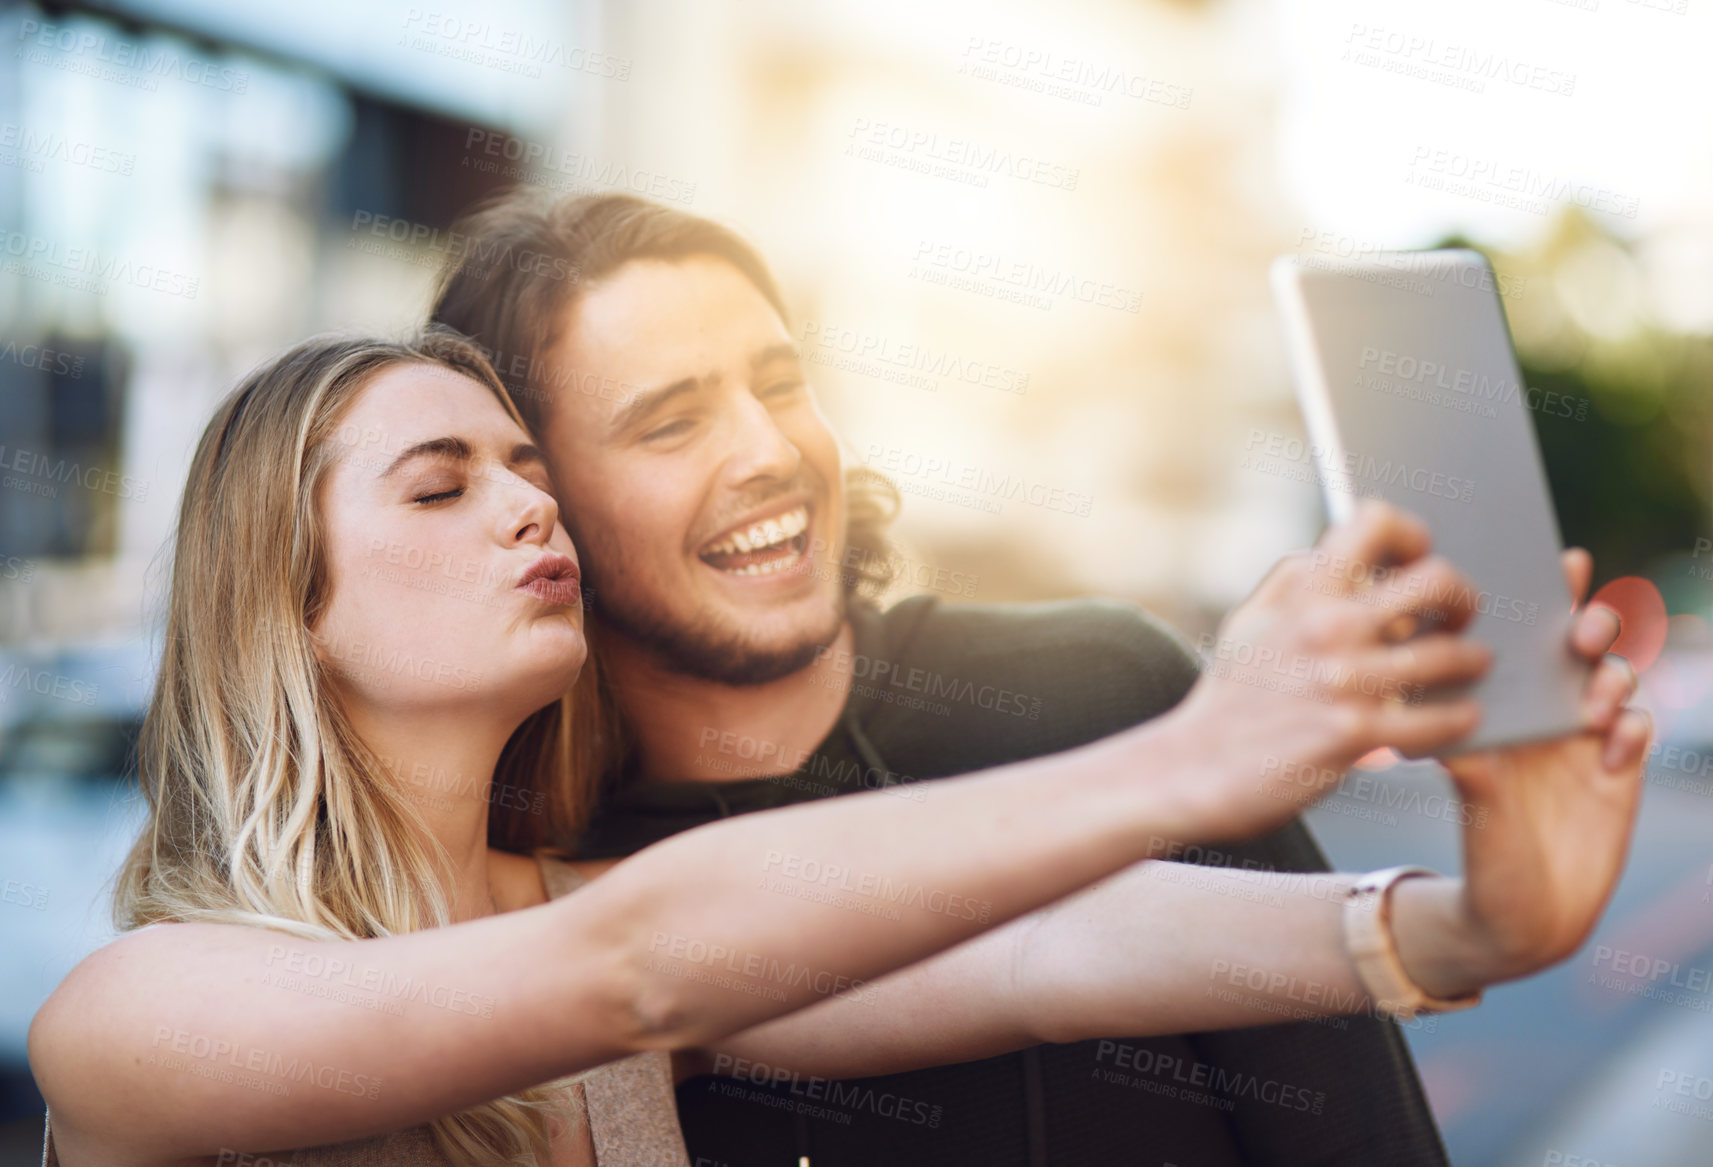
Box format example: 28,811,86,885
413,488,464,505
643,419,694,442
762,381,804,400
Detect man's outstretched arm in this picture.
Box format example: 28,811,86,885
686,548,1647,1080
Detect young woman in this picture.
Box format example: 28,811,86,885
27,329,1648,1166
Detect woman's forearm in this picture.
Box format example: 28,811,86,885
567,708,1220,1050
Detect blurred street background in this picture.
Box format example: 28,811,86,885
1,0,1711,1163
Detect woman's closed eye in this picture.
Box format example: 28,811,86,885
412,485,465,505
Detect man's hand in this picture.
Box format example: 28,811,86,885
1169,499,1494,841
1392,548,1651,996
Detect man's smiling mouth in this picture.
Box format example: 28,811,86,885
697,504,810,576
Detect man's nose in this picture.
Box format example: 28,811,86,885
723,390,801,484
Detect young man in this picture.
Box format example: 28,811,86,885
429,193,1635,1166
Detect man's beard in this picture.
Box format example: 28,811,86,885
591,579,846,686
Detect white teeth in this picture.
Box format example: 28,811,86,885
700,505,809,559
729,552,803,576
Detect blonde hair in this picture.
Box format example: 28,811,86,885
116,328,613,1163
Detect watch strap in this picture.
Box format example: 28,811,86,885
1344,865,1483,1021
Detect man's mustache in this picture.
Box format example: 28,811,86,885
697,477,826,542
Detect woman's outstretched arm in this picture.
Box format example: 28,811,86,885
27,502,1501,1164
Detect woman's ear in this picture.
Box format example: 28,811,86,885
302,609,332,668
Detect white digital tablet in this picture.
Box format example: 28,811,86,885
1269,248,1590,755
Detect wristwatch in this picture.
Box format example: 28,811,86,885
1344,865,1484,1021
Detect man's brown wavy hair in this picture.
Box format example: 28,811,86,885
428,190,899,600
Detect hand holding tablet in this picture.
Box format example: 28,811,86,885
1270,248,1592,754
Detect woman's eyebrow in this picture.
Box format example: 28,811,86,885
379,436,472,477
378,437,546,479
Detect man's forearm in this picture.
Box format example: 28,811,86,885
696,861,1505,1081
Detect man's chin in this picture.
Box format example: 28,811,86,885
597,592,845,687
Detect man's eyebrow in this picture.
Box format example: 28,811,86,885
605,344,802,437
508,442,546,468
751,342,802,371
607,376,707,435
